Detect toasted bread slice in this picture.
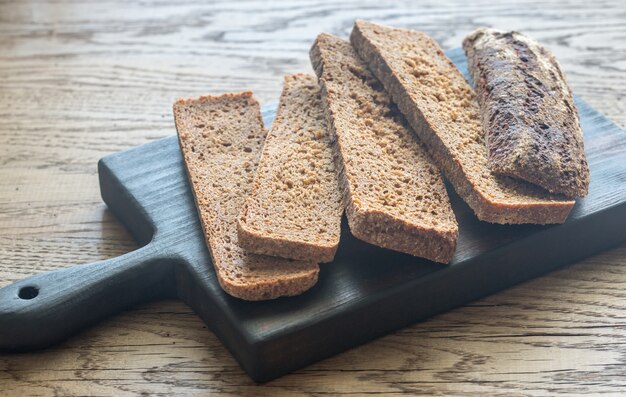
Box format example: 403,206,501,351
174,92,319,300
238,74,343,263
351,20,574,224
310,33,458,263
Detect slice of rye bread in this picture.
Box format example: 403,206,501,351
310,33,458,264
237,74,343,263
463,28,589,198
173,92,319,301
350,20,575,224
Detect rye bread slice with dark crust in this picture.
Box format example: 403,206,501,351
174,92,319,301
237,74,343,263
310,33,458,264
350,20,574,224
463,28,589,198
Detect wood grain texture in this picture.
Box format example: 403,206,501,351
1,0,625,395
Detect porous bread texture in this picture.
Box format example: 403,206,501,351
173,91,319,301
350,20,575,225
463,28,589,198
238,74,343,263
310,33,458,264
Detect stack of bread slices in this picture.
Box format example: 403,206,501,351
173,20,589,301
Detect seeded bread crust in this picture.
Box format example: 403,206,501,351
174,92,319,300
463,28,589,198
350,20,574,225
237,74,343,263
310,33,458,264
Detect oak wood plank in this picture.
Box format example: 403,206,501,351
1,0,625,395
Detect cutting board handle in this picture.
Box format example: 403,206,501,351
0,243,175,351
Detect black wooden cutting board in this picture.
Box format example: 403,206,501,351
1,49,626,382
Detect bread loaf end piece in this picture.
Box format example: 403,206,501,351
463,28,589,198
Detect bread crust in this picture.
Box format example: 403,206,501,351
463,28,589,198
237,220,338,263
350,20,575,225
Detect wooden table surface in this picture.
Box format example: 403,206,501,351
1,0,626,395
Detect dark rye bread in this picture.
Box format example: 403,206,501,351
350,20,575,224
238,74,343,263
463,28,590,198
173,92,319,301
310,33,458,264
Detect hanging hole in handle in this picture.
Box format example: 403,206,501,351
18,286,39,300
